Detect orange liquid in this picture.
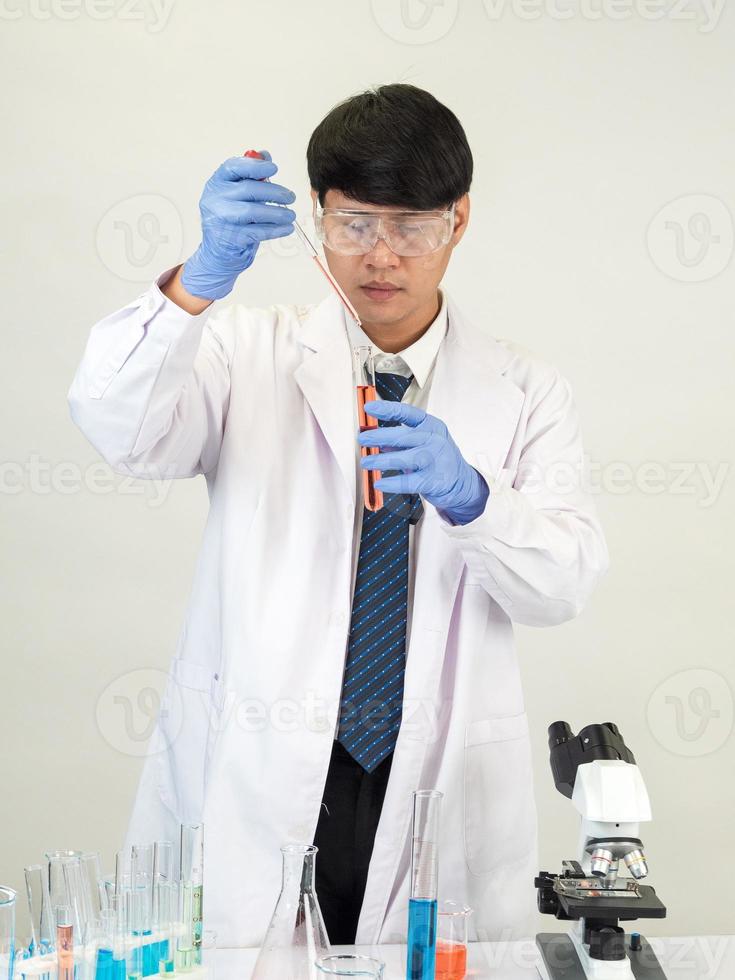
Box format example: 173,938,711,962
356,384,383,512
435,940,467,980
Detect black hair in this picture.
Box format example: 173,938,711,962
307,83,473,210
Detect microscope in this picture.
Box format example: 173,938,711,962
535,722,667,980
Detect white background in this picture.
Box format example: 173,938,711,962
2,0,734,941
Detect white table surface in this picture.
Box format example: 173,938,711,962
212,936,735,979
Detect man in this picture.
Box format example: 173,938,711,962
69,84,608,947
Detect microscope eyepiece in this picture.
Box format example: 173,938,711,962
548,721,573,748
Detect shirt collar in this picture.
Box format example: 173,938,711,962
344,288,448,388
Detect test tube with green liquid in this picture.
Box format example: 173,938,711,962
177,825,203,971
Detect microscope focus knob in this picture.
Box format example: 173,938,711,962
537,888,559,915
589,926,626,961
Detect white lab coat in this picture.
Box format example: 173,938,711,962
68,274,608,947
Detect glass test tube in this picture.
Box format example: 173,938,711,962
126,886,144,980
24,865,54,954
0,887,16,980
178,825,203,969
63,856,94,945
152,843,173,975
406,790,442,980
82,852,107,917
155,881,176,977
132,844,156,977
113,847,133,978
55,906,74,980
96,909,116,980
354,346,383,512
109,895,127,980
114,852,130,901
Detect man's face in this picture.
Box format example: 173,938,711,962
309,188,470,326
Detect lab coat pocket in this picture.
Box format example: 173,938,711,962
463,713,536,876
156,657,223,825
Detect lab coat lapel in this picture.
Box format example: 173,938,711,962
429,293,526,479
405,292,526,707
356,294,526,944
294,293,357,508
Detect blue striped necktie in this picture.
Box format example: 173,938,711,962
337,371,424,773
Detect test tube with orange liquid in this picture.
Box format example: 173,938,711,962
354,346,383,512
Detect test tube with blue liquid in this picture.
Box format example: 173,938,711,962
131,845,155,977
406,790,442,980
125,885,144,980
96,909,117,980
24,865,55,956
108,895,127,980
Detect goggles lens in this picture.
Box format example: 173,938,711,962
316,205,455,256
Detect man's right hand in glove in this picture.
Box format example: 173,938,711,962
165,151,296,313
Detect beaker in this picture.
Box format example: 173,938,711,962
407,790,442,980
251,844,330,980
316,954,384,978
354,346,383,512
435,902,472,980
0,887,16,980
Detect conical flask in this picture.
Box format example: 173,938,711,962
252,844,331,980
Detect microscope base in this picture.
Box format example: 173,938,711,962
536,933,667,980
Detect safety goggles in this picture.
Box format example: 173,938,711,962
314,203,456,256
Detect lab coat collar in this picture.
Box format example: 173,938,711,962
294,289,524,512
343,289,448,389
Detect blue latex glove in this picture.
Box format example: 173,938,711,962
359,402,490,525
181,151,296,300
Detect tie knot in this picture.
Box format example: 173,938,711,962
375,371,413,403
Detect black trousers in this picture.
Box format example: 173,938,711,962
313,739,394,944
